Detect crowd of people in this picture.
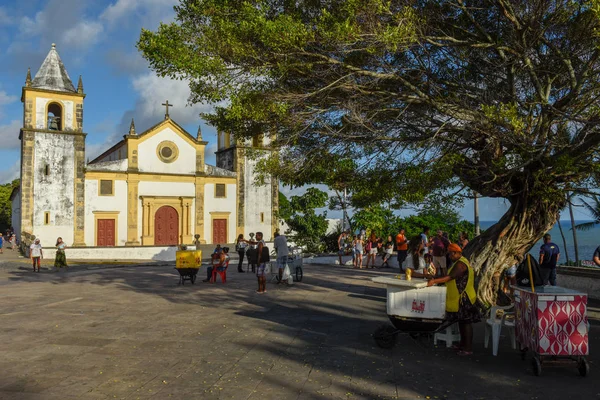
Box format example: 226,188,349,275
337,227,470,274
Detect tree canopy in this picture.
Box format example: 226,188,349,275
140,0,600,303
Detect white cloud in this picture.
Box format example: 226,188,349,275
62,20,104,49
0,120,21,150
101,0,176,28
130,72,214,127
0,160,19,185
0,90,17,118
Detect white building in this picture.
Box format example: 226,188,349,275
10,44,278,257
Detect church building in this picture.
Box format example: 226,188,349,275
10,44,278,254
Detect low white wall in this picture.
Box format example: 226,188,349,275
557,267,600,300
61,246,177,261
303,254,401,268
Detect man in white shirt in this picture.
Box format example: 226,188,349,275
273,231,289,283
30,238,43,272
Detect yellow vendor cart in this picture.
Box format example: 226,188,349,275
175,249,202,285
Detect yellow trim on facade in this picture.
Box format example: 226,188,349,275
209,211,230,245
85,170,236,183
214,183,227,198
93,211,119,246
22,89,83,130
125,178,140,246
156,140,179,163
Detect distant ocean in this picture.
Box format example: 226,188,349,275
480,220,599,262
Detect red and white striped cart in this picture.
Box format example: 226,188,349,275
514,286,590,376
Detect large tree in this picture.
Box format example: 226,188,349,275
139,0,600,303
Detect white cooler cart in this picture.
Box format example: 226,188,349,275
371,276,449,348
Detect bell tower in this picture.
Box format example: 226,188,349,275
215,132,278,240
19,43,87,246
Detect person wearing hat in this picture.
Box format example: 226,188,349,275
30,238,44,272
427,243,480,355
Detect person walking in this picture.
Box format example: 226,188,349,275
337,231,348,266
273,231,289,283
0,233,4,254
235,234,248,273
54,237,68,271
427,243,480,355
30,238,43,272
539,234,560,286
395,228,408,269
10,234,16,251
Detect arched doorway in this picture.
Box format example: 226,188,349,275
154,206,178,245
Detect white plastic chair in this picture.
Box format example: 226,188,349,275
434,322,460,348
484,305,516,356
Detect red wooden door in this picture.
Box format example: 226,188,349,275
155,206,179,245
212,219,227,244
97,219,115,246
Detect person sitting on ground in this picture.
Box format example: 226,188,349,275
381,236,394,268
204,247,229,282
427,243,480,356
274,231,289,283
403,235,433,279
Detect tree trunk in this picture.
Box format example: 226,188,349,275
463,194,565,305
557,219,570,264
568,194,580,266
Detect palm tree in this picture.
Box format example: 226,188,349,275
574,196,600,231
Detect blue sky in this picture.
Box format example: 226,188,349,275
0,0,591,222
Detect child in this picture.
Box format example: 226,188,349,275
424,253,437,277
30,238,43,272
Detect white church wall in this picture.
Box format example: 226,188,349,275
32,133,75,245
204,182,237,244
84,179,129,246
138,181,196,197
243,157,273,240
11,190,21,242
35,97,74,130
137,127,196,174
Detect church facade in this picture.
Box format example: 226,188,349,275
11,44,278,251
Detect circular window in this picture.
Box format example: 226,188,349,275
156,141,179,163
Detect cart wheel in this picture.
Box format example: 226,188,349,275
296,267,303,282
532,357,542,376
578,358,589,377
373,325,397,349
520,348,527,361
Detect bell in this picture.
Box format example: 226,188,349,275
48,116,59,130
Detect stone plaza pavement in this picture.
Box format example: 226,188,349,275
0,261,598,400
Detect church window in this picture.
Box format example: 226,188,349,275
156,141,179,163
252,134,264,147
44,212,50,225
47,103,62,131
215,184,226,198
99,180,114,196
44,164,50,176
260,212,265,223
